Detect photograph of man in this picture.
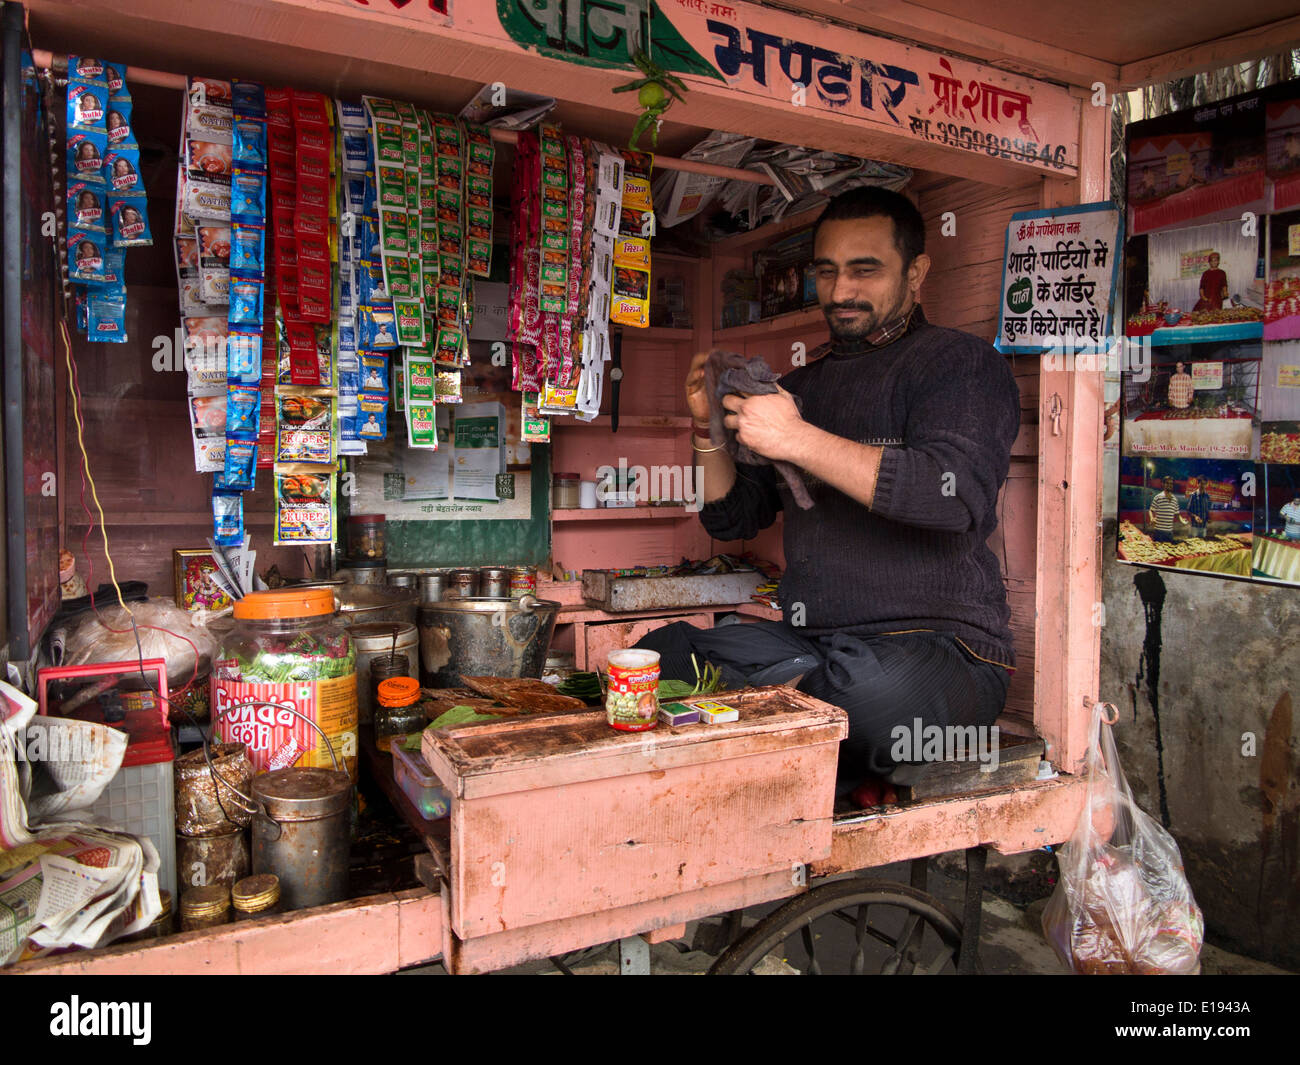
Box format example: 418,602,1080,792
1281,493,1300,541
1195,252,1228,311
1167,361,1194,410
1185,476,1212,538
1148,477,1189,542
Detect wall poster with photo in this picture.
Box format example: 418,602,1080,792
1121,341,1260,461
1259,341,1300,463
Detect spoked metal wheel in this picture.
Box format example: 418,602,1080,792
708,877,977,975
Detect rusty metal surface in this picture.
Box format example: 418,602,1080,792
581,570,764,612
252,807,351,911
174,743,253,835
177,828,250,890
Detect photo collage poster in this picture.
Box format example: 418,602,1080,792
1119,78,1300,585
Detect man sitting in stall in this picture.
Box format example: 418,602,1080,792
637,187,1020,801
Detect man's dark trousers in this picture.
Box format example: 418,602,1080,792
635,620,1009,782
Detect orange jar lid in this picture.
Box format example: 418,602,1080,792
233,588,336,621
377,676,420,707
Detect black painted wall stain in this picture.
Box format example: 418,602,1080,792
1133,568,1171,828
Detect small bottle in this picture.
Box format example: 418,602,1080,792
232,874,283,921
179,884,231,932
375,676,425,753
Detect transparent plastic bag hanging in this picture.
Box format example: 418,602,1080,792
1041,701,1204,974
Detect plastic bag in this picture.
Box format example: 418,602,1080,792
1042,702,1204,975
53,597,219,694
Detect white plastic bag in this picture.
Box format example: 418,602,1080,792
1042,702,1204,974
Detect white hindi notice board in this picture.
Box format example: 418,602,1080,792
995,203,1122,353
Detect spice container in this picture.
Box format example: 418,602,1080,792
391,743,451,820
375,676,425,752
349,621,418,724
481,567,511,598
232,874,283,920
446,568,481,599
347,513,386,560
552,472,580,510
339,560,387,586
388,572,417,590
179,884,231,931
213,588,358,780
509,566,537,599
419,570,451,603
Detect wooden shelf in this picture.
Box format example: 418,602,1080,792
552,507,697,522
714,306,826,342
709,206,824,255
651,250,704,264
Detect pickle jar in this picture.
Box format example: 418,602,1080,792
213,588,358,781
375,676,425,753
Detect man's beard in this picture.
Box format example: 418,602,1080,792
822,281,910,340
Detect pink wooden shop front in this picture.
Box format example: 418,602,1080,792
14,0,1298,975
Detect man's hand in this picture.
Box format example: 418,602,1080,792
685,351,712,427
723,387,806,463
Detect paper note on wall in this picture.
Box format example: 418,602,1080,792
453,401,506,502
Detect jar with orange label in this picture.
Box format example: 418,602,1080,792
375,676,425,752
213,588,358,780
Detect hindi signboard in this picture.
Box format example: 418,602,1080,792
996,202,1122,354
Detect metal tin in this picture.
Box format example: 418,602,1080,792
174,743,253,836
388,572,417,589
177,826,250,890
481,567,511,598
251,767,352,911
446,568,481,599
340,560,387,585
509,566,538,599
124,890,173,942
348,621,418,724
419,570,451,603
179,884,231,931
418,595,561,687
232,874,283,920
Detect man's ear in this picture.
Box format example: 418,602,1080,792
908,252,932,298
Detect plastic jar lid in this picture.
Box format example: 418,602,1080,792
378,676,421,707
233,587,335,620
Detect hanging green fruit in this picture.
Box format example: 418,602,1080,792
612,48,689,150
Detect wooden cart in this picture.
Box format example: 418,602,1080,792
9,0,1294,975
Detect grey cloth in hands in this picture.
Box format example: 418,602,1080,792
704,348,814,510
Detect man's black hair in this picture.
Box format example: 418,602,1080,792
813,186,925,268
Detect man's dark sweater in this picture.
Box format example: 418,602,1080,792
700,307,1020,668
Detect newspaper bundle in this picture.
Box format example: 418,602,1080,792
0,680,162,965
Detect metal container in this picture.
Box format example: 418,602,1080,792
419,570,451,603
179,884,231,931
232,874,283,920
348,621,418,724
251,767,352,911
481,567,511,598
174,743,253,835
445,568,481,599
509,566,538,599
418,595,561,687
334,583,418,626
388,572,417,590
177,826,250,890
339,560,387,585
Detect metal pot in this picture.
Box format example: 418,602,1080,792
418,595,560,687
251,767,352,911
177,826,250,890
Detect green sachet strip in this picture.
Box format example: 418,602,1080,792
428,704,499,730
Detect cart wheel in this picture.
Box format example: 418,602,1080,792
708,877,977,975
